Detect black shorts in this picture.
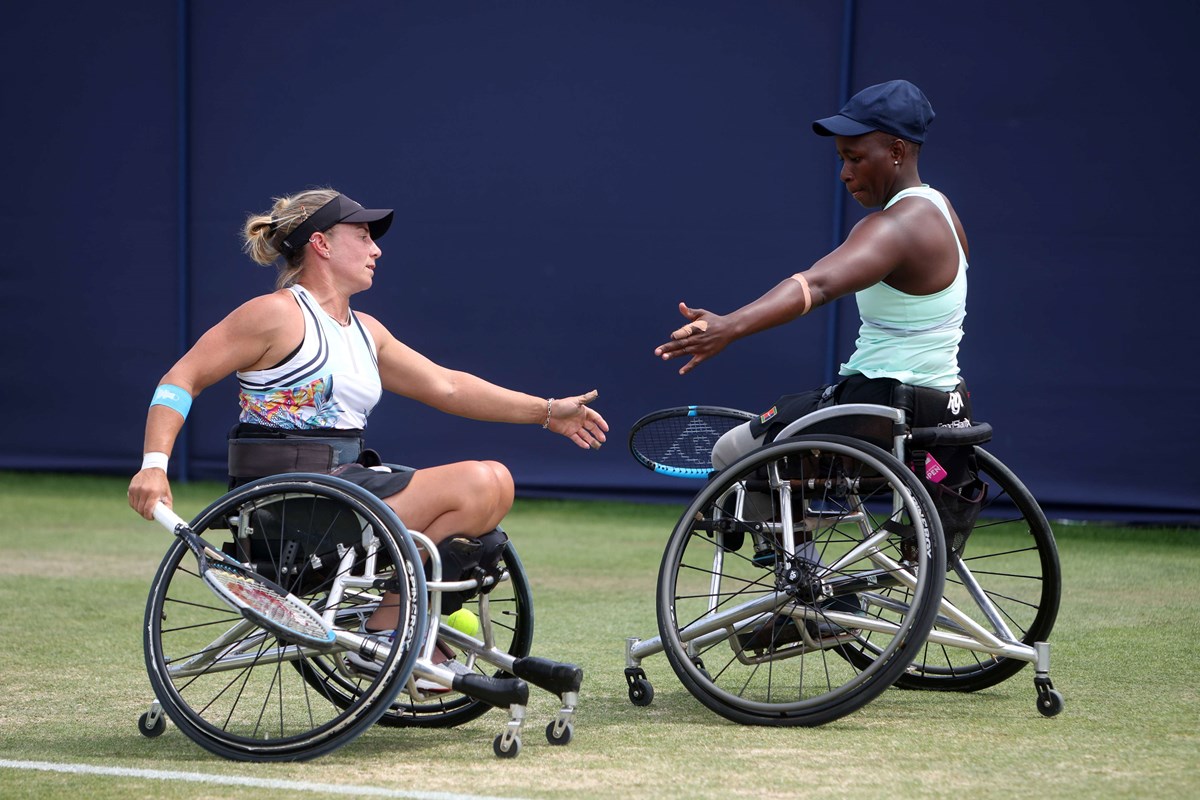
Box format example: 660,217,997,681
750,374,972,442
328,462,415,499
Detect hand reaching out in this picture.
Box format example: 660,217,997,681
547,389,610,449
654,302,730,375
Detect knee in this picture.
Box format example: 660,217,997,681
466,460,514,515
485,460,515,502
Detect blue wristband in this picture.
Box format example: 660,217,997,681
150,384,193,419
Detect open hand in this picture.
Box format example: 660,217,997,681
654,302,728,375
547,389,610,449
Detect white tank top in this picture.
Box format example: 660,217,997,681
838,185,967,391
237,285,381,429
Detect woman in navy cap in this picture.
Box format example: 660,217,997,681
655,80,974,468
128,187,608,666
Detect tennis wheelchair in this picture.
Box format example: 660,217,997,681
135,463,583,761
622,397,1064,726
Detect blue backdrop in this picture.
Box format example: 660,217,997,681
3,1,1197,522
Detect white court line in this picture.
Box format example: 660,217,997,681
0,759,528,800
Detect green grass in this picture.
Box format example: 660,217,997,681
1,472,1198,799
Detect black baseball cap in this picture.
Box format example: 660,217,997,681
278,194,394,258
812,80,935,144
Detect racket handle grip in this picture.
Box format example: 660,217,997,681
153,501,188,532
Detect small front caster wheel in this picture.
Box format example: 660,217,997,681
138,712,166,738
546,721,573,746
1037,689,1065,717
628,677,654,707
494,734,521,759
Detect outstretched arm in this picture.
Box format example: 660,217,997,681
654,212,907,374
366,315,609,449
653,277,810,375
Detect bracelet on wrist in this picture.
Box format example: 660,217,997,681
542,398,554,429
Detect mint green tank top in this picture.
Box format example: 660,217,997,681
838,185,967,391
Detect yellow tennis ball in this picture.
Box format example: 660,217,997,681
446,608,481,637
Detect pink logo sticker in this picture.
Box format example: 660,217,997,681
925,453,948,484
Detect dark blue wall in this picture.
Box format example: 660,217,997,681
4,1,1197,522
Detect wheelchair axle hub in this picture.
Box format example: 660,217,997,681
777,556,824,603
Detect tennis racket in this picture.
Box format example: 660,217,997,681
628,405,756,479
152,501,337,650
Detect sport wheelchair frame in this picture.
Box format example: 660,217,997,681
623,403,1064,725
136,472,582,761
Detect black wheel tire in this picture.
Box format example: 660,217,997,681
628,678,654,707
546,721,573,745
137,712,166,738
1038,688,1065,717
493,734,521,759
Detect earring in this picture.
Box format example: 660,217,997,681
894,161,900,166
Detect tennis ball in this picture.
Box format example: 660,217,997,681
446,608,481,637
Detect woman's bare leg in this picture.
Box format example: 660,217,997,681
367,460,514,630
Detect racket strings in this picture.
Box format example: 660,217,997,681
220,510,406,650
635,415,746,470
206,563,330,641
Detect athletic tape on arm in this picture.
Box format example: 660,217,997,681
150,384,193,420
788,273,813,315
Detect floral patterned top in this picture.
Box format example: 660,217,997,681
236,285,381,429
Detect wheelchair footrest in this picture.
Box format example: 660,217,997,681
455,673,530,709
512,656,584,699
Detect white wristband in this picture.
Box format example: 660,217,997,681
142,451,169,472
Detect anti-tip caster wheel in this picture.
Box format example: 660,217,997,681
1037,688,1065,717
628,676,654,707
546,720,573,746
138,711,166,738
493,733,521,759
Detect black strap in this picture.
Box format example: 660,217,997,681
227,439,337,479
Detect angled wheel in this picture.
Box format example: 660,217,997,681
893,448,1060,691
144,474,426,761
656,435,945,726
